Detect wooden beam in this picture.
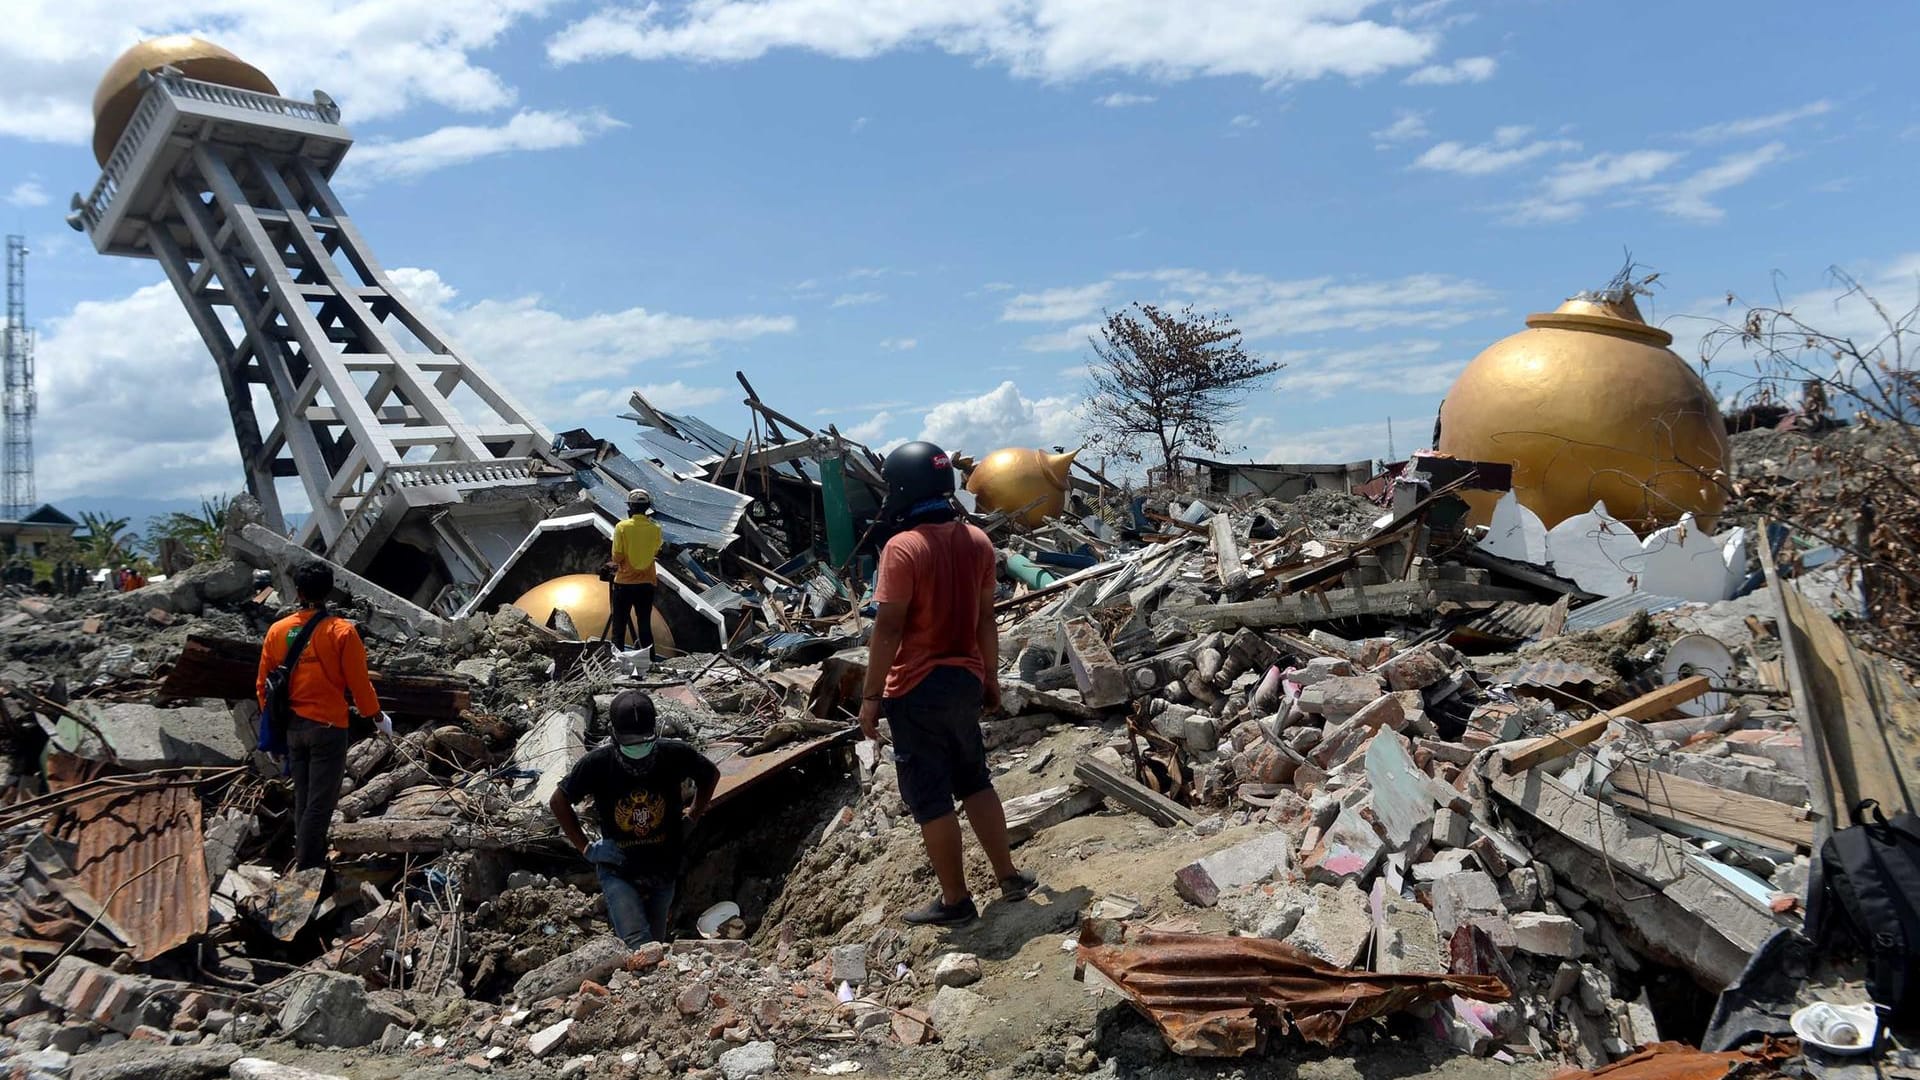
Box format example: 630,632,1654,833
998,784,1103,846
1605,764,1814,853
1073,756,1199,828
1762,522,1919,836
329,818,536,855
1501,675,1711,773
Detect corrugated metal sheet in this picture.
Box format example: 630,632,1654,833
70,784,208,962
1564,592,1687,632
1453,601,1553,644
574,452,749,551
1077,927,1509,1056
1501,657,1614,690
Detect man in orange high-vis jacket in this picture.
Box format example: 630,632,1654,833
256,561,390,870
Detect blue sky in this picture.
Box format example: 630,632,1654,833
4,1,1918,514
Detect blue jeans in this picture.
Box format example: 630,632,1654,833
587,841,675,946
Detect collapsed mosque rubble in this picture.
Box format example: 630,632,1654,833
14,30,1915,1080
7,375,1910,1075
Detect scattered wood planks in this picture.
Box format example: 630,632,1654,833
1501,675,1712,774
158,635,472,721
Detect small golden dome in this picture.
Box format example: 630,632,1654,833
512,573,674,652
1438,293,1729,533
965,448,1078,527
92,36,279,166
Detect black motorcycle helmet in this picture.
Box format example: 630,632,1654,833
881,441,956,521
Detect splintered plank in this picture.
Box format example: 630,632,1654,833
1605,764,1813,853
999,784,1104,846
1073,756,1199,828
1501,676,1711,774
1763,521,1920,836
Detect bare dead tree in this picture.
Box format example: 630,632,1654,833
1081,303,1281,482
1691,268,1920,662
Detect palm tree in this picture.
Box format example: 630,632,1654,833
77,511,136,569
144,495,233,567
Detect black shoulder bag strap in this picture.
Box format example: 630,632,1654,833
275,611,331,701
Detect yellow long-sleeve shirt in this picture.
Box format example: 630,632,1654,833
612,514,662,585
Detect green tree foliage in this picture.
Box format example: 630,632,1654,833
77,511,137,569
143,495,233,566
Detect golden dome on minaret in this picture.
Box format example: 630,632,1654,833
92,36,279,166
1437,289,1729,533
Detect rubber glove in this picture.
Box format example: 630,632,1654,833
375,712,395,736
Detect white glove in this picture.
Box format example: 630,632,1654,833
375,712,395,736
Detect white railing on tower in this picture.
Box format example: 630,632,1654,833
74,74,346,235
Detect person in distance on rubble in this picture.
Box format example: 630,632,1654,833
550,689,719,947
255,561,392,870
609,488,662,654
859,441,1037,927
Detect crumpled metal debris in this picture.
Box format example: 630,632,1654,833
1549,1039,1797,1080
1076,926,1510,1056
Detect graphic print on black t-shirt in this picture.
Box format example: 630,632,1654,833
557,740,721,868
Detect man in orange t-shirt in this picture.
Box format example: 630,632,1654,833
256,562,389,869
858,441,1035,927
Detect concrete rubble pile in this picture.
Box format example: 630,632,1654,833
0,426,1907,1080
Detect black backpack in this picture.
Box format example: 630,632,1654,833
1806,798,1920,1020
257,611,330,756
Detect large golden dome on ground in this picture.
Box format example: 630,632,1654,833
512,574,674,653
1437,292,1728,533
92,36,279,166
966,448,1078,527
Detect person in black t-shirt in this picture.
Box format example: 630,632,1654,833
550,690,720,946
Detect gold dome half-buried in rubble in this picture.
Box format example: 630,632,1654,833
1437,291,1729,533
512,574,675,655
965,448,1078,527
92,36,280,166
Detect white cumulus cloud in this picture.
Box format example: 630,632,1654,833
1688,100,1831,143
549,1,1440,85
1095,92,1156,108
917,381,1084,458
1645,141,1788,223
0,0,563,146
1009,268,1498,351
5,180,50,208
343,109,624,183
1413,133,1578,176
1403,55,1495,85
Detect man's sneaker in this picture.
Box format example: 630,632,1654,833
999,870,1039,902
902,895,978,926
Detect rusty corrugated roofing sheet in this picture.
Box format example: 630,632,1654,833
1550,1040,1794,1080
70,784,208,962
1077,927,1508,1057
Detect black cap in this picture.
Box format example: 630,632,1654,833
609,689,658,744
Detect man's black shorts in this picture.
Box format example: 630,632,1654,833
885,665,993,824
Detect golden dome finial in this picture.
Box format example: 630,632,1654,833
91,36,279,166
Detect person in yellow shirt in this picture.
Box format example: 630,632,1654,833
609,489,662,652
